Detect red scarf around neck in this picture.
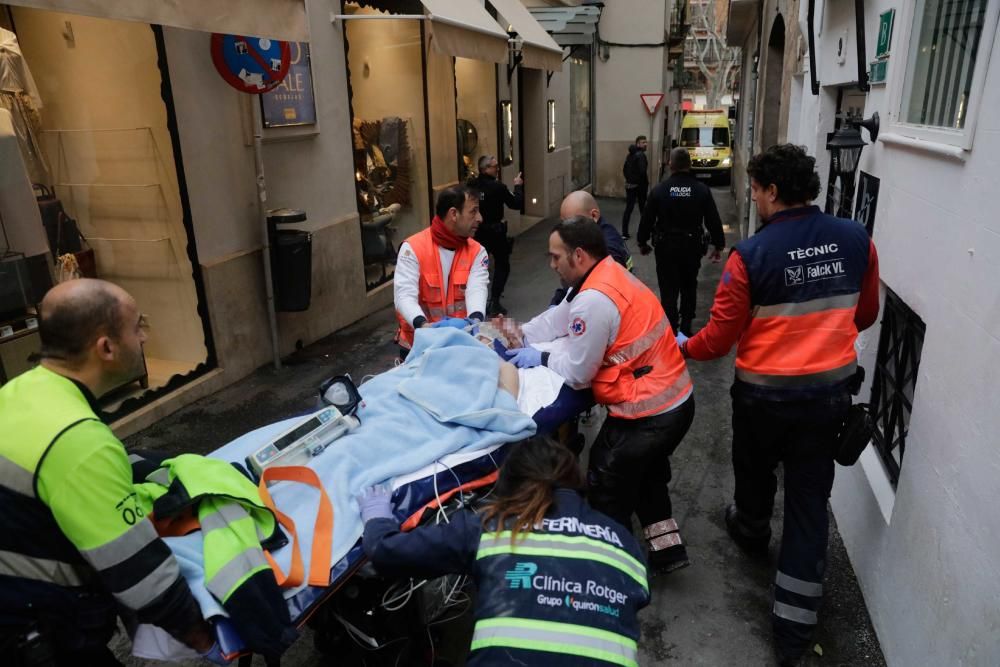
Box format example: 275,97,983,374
430,215,465,251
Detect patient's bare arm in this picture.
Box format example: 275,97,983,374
497,360,520,398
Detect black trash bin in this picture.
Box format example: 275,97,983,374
267,209,311,312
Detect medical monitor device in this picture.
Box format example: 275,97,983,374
246,406,359,479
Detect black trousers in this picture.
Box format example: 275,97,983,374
730,386,851,660
476,222,511,302
621,186,646,237
587,396,695,531
1,629,123,667
654,239,702,333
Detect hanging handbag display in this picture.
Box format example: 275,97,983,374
34,184,96,280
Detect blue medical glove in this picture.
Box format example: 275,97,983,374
357,485,393,523
200,641,229,666
505,346,543,369
429,317,468,329
675,331,689,346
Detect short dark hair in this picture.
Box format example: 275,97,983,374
747,144,821,205
435,184,479,219
39,286,123,361
552,215,609,260
669,147,691,171
635,135,647,144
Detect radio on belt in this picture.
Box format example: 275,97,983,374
247,406,359,478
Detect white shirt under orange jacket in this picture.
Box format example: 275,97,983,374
522,256,692,418
394,228,489,348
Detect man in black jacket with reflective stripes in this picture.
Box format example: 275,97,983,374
474,155,524,316
638,148,725,336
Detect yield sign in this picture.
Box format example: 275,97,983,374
640,93,664,115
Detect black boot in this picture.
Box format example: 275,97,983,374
724,503,771,554
644,519,690,576
679,319,694,337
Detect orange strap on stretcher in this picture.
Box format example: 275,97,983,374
257,465,333,588
400,469,499,532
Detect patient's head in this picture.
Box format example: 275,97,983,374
480,437,583,542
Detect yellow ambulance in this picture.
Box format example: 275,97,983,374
679,110,732,184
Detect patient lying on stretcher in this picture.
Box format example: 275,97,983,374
473,320,593,435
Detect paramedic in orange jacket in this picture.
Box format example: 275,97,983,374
394,185,489,358
506,216,695,574
680,144,880,666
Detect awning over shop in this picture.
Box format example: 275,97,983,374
2,0,309,42
420,0,510,64
487,0,563,72
528,5,600,47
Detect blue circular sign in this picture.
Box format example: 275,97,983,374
211,33,291,94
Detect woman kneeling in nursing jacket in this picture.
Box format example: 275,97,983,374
359,437,650,666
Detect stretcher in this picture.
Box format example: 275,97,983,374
220,421,513,658
137,329,595,663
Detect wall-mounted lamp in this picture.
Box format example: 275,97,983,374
826,112,879,176
507,33,524,84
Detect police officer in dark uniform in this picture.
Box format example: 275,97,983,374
474,155,523,316
637,147,725,336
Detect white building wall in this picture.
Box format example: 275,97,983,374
788,2,1000,665
593,0,668,197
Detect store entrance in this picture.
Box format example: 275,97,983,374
0,7,213,418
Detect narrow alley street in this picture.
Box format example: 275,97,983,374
121,187,884,667
4,1,999,664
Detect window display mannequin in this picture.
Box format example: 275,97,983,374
0,27,49,184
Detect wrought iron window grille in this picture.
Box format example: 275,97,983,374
868,290,926,487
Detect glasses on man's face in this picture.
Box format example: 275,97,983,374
138,313,151,332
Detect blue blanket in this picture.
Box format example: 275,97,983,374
176,328,536,611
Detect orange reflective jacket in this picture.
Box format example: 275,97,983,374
396,227,482,349
583,257,693,419
732,206,870,397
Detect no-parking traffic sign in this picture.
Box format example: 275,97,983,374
211,33,291,94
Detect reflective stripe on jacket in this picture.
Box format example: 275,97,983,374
133,452,298,658
134,453,277,603
0,366,198,647
395,226,483,349
581,257,692,418
733,206,870,398
363,489,650,666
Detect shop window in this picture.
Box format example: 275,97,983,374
343,3,430,290
569,47,592,188
500,100,514,166
547,99,556,152
868,290,926,487
455,57,497,184
898,0,998,148
0,9,212,418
